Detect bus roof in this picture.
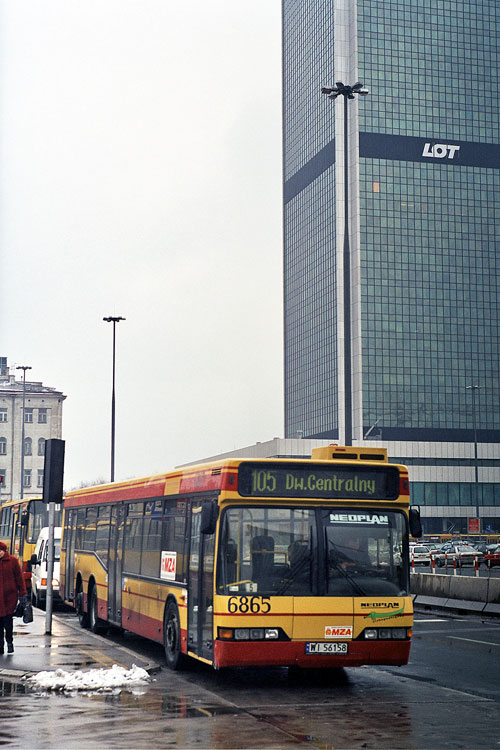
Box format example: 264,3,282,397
64,450,409,508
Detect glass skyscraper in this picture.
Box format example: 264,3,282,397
282,0,500,533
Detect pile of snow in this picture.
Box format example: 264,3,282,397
26,664,150,692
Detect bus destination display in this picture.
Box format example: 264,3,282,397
238,462,399,500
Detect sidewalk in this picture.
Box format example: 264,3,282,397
0,607,160,681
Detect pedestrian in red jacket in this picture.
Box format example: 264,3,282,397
0,541,27,654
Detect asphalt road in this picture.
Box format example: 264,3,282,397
0,611,499,749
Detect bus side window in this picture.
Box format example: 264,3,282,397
95,506,111,569
163,498,187,583
0,506,9,538
83,506,97,552
123,502,144,575
76,509,86,550
141,500,162,578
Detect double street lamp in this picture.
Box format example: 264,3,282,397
16,365,32,499
321,81,368,445
103,316,125,482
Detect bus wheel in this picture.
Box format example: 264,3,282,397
163,601,186,670
89,587,107,635
76,586,89,628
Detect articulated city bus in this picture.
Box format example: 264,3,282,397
0,496,63,591
60,445,421,670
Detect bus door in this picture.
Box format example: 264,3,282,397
108,504,126,625
187,501,215,662
64,509,77,602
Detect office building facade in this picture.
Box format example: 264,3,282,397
282,1,500,532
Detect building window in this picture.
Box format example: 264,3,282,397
23,469,32,488
24,408,33,423
37,470,44,488
38,408,47,424
38,438,46,456
24,437,32,456
0,437,6,455
0,470,6,489
0,408,7,422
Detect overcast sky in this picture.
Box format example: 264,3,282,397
0,1,284,489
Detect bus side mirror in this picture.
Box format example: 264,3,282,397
409,507,422,539
30,553,38,566
200,501,218,535
20,512,29,527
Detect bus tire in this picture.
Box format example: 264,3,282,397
163,600,186,670
76,585,89,628
89,586,107,635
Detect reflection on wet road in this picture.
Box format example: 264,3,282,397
0,615,498,748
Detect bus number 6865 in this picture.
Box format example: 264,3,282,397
227,596,271,614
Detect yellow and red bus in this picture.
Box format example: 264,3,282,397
0,496,63,591
60,445,421,670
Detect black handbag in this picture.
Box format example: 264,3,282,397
14,601,24,617
22,601,33,623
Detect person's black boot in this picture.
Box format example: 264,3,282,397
6,642,14,654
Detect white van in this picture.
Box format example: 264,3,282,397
30,527,62,609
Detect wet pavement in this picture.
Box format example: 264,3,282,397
0,607,158,679
0,611,498,748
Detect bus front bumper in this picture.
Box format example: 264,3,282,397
214,639,411,669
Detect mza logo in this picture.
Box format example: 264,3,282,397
422,142,460,159
325,625,353,639
161,550,177,581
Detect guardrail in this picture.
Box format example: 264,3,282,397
410,571,500,617
410,552,491,576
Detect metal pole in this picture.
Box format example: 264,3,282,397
466,384,480,528
321,82,367,447
343,94,352,446
16,365,32,499
111,321,116,482
103,316,125,482
44,502,55,634
472,386,479,523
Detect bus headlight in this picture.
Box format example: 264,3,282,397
265,628,279,639
362,627,410,640
218,627,286,641
234,629,250,640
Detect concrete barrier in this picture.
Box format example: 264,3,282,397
487,578,500,604
411,572,500,617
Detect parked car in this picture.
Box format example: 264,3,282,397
30,527,62,609
410,545,434,566
483,545,500,567
435,545,483,567
426,543,442,552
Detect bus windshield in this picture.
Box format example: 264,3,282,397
216,507,408,598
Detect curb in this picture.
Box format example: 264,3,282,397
413,593,500,618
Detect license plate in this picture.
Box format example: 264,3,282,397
305,642,348,654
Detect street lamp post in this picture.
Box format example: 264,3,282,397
103,316,125,482
466,384,480,528
16,365,32,499
321,81,368,446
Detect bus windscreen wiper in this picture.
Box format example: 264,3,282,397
326,537,368,596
